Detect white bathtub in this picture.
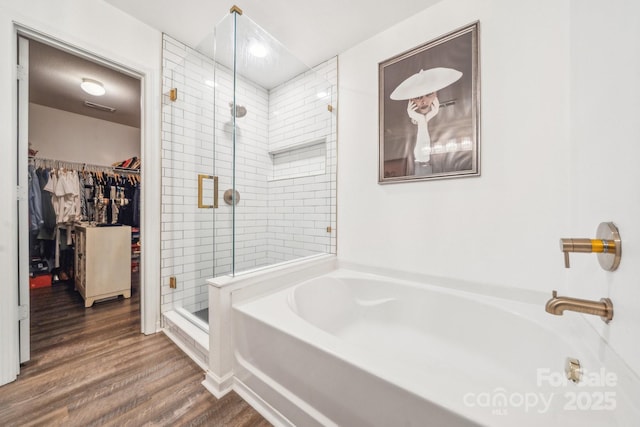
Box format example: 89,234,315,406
232,268,640,426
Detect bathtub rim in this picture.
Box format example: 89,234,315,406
335,260,548,305
208,253,335,289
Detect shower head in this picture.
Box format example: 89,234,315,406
229,102,247,118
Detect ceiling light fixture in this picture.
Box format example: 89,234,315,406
249,41,268,58
80,78,106,96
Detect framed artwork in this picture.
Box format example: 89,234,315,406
379,22,480,183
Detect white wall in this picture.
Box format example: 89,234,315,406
339,0,570,290
0,0,162,386
338,0,640,376
568,0,640,376
29,103,140,165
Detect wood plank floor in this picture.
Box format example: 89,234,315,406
0,278,271,427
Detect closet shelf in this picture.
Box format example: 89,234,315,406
113,167,140,174
268,137,326,156
32,157,139,175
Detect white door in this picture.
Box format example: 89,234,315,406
17,35,30,364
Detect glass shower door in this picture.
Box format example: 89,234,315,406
214,9,337,275
161,35,229,326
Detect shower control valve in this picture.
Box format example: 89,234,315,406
560,222,621,271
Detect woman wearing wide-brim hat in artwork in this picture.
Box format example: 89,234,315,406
390,67,471,176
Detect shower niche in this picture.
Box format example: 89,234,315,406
160,7,337,329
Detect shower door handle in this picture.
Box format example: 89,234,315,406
198,174,219,208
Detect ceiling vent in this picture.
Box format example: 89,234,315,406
84,100,117,113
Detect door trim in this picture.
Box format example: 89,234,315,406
13,23,161,338
17,35,30,364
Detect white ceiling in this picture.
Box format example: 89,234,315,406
105,0,444,71
29,1,444,127
29,38,141,128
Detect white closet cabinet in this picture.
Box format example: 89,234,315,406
74,224,131,307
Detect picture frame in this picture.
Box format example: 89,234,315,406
379,22,480,183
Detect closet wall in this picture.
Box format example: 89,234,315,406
30,103,140,166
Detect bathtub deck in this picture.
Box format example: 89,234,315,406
0,277,270,427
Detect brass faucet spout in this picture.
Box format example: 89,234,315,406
545,290,613,323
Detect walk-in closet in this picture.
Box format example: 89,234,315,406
24,36,142,343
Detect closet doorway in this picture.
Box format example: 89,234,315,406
18,33,143,365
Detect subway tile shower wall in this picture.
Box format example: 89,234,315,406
161,35,337,315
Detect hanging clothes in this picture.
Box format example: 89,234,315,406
132,184,140,227
42,169,82,224
34,161,140,224
36,167,56,240
117,182,136,226
28,165,43,232
29,157,141,281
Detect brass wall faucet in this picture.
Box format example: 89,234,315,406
545,290,613,323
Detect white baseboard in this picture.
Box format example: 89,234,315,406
233,377,294,427
202,370,234,398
